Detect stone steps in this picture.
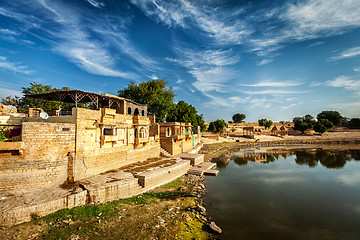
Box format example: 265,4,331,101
160,147,172,157
187,162,217,176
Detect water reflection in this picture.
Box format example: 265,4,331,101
211,149,360,169
295,150,353,169
205,148,360,240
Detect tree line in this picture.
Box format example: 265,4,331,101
1,79,207,132
207,110,360,133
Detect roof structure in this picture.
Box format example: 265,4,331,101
26,90,147,109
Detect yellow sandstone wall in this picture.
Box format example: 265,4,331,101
0,122,75,191
73,108,160,181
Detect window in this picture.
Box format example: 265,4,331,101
128,107,132,115
166,127,171,137
103,127,116,136
134,108,139,115
139,127,146,138
141,110,145,116
62,127,71,132
185,129,188,135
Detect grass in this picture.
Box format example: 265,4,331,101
0,176,213,240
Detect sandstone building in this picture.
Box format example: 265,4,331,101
0,90,200,192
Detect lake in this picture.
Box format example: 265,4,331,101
204,148,360,240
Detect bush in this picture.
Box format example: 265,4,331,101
0,127,7,142
348,118,360,129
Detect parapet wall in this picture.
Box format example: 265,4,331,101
0,122,75,192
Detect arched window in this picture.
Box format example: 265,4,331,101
166,127,171,137
134,108,139,115
139,127,146,138
141,110,145,116
128,107,132,115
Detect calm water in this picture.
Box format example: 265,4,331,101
204,148,360,240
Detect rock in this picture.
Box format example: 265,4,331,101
157,216,165,226
69,234,80,240
207,222,222,234
196,205,206,213
199,183,206,189
178,186,188,192
182,213,191,222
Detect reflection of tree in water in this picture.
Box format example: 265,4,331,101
263,154,276,164
231,156,248,166
348,150,360,161
294,149,359,169
295,151,318,167
318,151,349,169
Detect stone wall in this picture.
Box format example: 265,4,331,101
0,122,75,191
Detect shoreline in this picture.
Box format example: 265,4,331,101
1,134,360,239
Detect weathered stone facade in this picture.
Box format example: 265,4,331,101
159,122,201,155
0,106,160,191
0,122,75,191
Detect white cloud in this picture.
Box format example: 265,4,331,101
281,0,360,39
250,0,360,61
326,75,360,93
257,58,273,66
131,0,250,45
0,1,153,79
240,80,302,87
354,67,360,72
239,89,305,95
307,41,325,48
173,47,240,93
0,56,33,74
0,28,20,41
330,46,360,61
282,103,298,110
86,0,104,8
176,79,184,84
310,81,324,87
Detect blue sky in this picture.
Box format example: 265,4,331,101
0,0,360,122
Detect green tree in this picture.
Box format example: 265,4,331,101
208,119,228,132
21,82,57,112
314,118,334,134
0,95,25,112
118,79,175,122
348,118,360,129
19,82,75,112
232,113,246,123
195,114,207,132
167,101,197,124
0,127,7,142
293,114,316,133
258,118,273,129
166,101,206,132
317,110,343,126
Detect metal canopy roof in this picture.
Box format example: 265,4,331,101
26,90,147,109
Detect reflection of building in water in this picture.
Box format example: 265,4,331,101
236,149,267,162
270,149,293,160
234,149,295,162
